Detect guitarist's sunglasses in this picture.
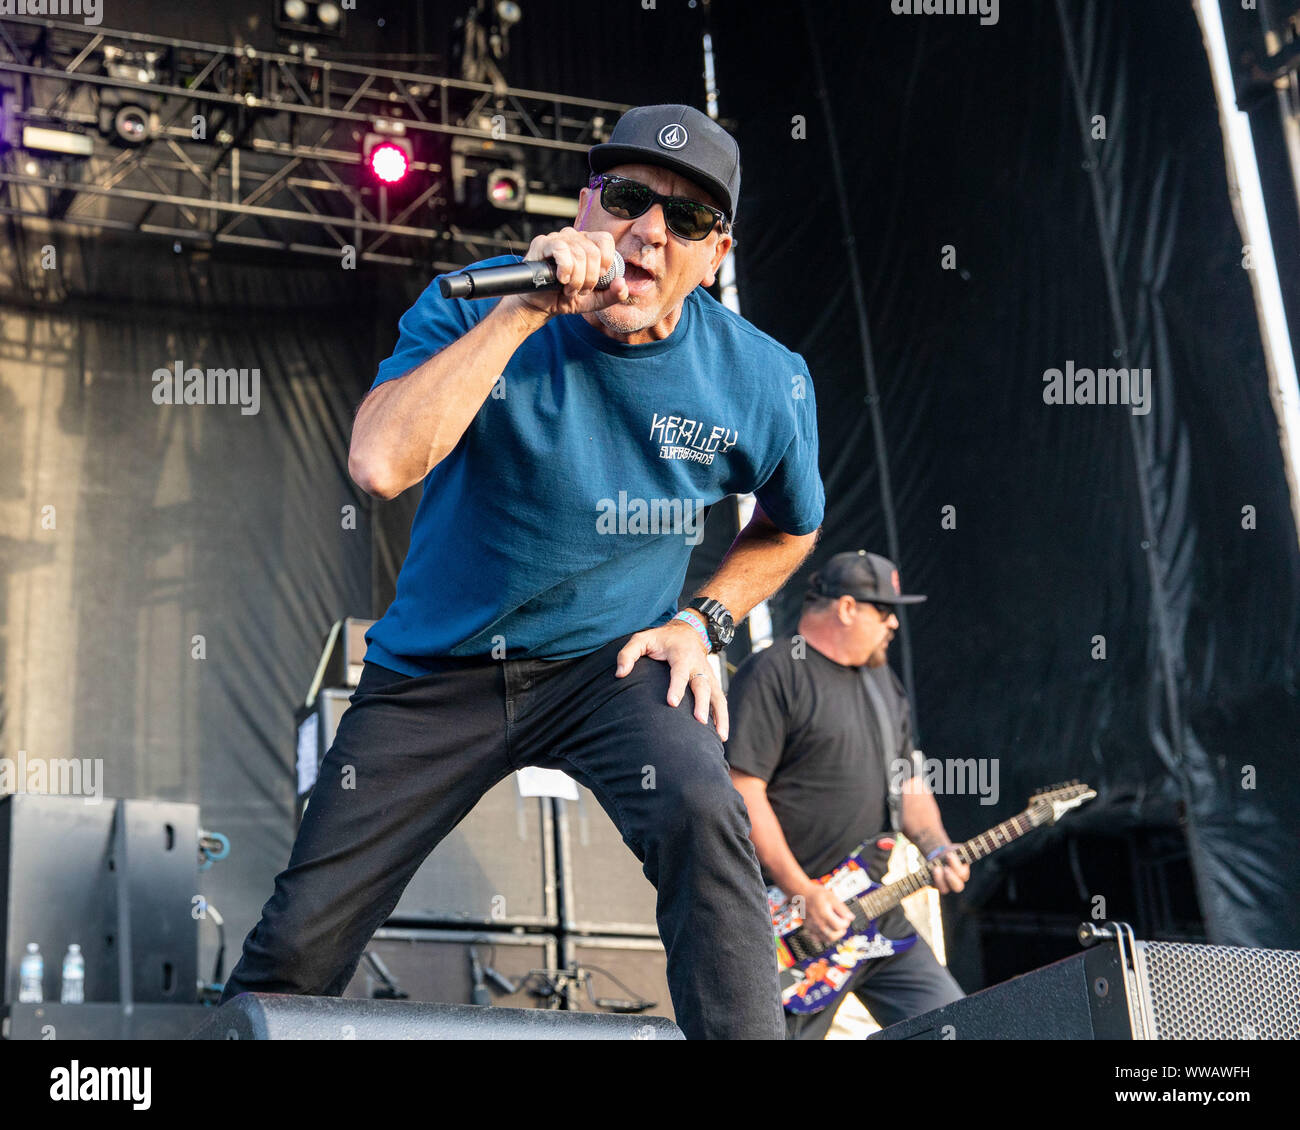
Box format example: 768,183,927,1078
590,174,731,241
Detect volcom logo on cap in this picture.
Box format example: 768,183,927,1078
657,123,689,150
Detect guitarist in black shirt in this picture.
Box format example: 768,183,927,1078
726,551,967,1040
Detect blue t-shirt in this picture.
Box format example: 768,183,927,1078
364,256,825,673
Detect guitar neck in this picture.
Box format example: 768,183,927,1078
856,806,1045,919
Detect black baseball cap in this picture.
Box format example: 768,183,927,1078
807,551,927,606
588,104,741,221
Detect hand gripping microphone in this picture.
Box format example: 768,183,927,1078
438,251,624,300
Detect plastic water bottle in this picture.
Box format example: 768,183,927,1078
18,942,43,1003
60,944,85,1004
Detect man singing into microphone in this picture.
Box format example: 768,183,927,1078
221,105,824,1039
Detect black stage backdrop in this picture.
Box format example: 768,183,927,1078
713,0,1300,953
1,0,1297,992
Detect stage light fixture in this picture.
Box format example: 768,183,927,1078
450,136,528,222
96,75,159,149
362,125,414,187
369,142,409,184
497,1,523,27
276,0,346,38
0,86,11,151
486,168,525,210
96,100,156,148
102,45,160,86
20,124,94,158
524,191,581,219
113,105,150,146
0,87,13,155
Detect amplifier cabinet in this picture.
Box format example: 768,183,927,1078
555,788,659,936
344,928,556,1009
871,938,1300,1040
386,780,556,928
299,692,557,928
0,795,198,1005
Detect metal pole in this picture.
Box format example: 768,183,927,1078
799,1,918,713
701,6,776,655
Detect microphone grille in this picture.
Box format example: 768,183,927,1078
597,250,625,290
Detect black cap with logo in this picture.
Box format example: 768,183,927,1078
588,104,741,221
807,551,927,606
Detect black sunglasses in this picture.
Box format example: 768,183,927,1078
591,173,730,241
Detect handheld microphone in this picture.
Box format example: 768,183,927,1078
438,251,624,300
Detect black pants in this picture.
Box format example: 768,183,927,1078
221,636,787,1040
784,935,964,1040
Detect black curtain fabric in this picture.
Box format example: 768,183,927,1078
713,0,1300,948
0,227,422,975
2,0,1298,987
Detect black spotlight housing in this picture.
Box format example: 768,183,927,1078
97,91,158,148
276,0,346,39
450,136,528,223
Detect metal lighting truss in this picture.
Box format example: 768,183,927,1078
0,15,628,269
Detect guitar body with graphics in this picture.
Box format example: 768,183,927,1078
770,782,1096,1015
771,847,916,1015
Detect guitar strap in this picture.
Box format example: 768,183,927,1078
857,665,904,835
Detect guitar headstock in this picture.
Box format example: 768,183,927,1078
1027,781,1096,824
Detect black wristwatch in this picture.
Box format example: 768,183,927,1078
688,597,736,654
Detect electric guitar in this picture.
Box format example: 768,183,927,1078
771,781,1096,1014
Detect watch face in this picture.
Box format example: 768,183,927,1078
691,599,735,651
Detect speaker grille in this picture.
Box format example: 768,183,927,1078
1137,941,1300,1039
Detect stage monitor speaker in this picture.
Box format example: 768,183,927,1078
343,928,554,1008
0,795,198,1005
3,1002,209,1040
187,993,683,1040
555,787,659,936
298,694,557,927
871,933,1300,1040
563,935,673,1022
